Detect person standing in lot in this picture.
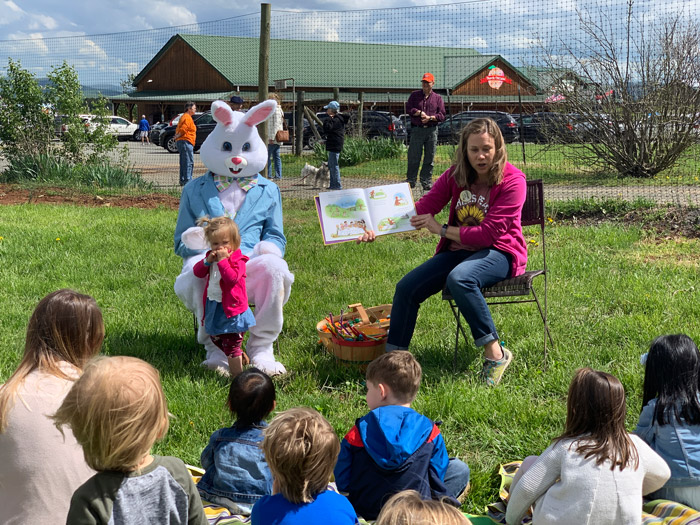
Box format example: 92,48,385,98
322,101,349,190
230,95,245,112
139,115,151,145
174,101,197,186
406,73,445,191
267,93,284,180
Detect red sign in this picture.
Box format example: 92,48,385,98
480,66,512,90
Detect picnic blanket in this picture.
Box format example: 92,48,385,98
487,461,700,525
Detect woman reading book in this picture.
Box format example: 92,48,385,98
358,118,527,386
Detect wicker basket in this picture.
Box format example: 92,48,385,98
316,303,391,369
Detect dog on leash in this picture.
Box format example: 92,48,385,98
300,162,330,189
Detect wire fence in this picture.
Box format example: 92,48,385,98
2,1,700,205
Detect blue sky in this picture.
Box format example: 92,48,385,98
0,0,695,88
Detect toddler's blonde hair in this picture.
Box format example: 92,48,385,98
263,407,339,504
376,490,471,525
196,215,241,250
53,356,169,472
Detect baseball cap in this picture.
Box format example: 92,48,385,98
230,95,245,104
323,101,340,110
422,72,435,82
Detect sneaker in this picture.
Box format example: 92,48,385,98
405,180,416,188
481,347,512,386
422,183,432,191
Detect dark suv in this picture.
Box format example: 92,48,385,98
303,110,407,148
437,111,520,144
159,112,215,153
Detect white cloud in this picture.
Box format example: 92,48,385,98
78,39,108,60
28,13,57,30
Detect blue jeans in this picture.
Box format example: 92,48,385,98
386,248,511,349
406,125,438,187
267,143,282,179
445,458,470,498
328,150,341,189
177,140,194,186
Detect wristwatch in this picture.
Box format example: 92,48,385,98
440,224,448,238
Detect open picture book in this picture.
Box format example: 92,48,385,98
315,182,417,245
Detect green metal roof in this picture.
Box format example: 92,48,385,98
134,34,483,91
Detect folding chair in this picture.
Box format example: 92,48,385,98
443,178,554,370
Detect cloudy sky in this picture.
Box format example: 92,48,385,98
0,0,695,88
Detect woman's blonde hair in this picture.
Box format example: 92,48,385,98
0,289,104,433
268,92,281,104
196,215,241,251
376,490,471,525
53,356,169,472
263,407,339,504
451,118,507,188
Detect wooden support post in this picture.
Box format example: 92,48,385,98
258,4,271,146
357,92,364,138
295,91,304,156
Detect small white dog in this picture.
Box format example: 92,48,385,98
300,162,330,189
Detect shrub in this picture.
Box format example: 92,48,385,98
313,137,405,166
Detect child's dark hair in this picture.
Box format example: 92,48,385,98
642,334,700,426
555,368,638,471
228,367,276,427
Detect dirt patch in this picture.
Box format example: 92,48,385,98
555,206,700,239
0,184,180,210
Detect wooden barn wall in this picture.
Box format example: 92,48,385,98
452,60,536,97
135,39,232,92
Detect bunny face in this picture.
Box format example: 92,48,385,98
200,99,277,179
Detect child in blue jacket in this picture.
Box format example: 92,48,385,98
636,334,700,509
334,351,470,520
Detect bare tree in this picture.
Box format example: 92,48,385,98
537,0,700,178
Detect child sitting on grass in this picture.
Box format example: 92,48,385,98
194,216,256,377
197,367,275,514
334,351,470,520
506,368,670,525
376,490,472,524
636,334,700,509
250,407,358,524
53,356,207,525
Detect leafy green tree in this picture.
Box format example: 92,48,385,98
0,58,53,160
45,61,118,164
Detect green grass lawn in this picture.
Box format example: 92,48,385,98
0,199,699,514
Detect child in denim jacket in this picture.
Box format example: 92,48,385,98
636,334,700,510
197,368,275,515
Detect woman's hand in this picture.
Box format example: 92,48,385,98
410,213,441,235
356,230,376,243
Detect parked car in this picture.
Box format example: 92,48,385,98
437,111,520,144
90,116,139,140
159,112,215,153
54,114,94,137
517,112,584,143
398,114,412,142
147,122,169,145
303,110,407,148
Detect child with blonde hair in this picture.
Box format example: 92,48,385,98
250,407,358,524
376,490,471,525
194,215,256,377
334,351,469,520
53,356,207,525
506,368,670,525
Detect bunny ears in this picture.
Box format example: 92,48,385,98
211,99,277,128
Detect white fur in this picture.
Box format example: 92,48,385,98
299,161,330,189
175,98,292,376
200,99,277,180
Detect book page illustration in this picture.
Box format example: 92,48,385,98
367,183,416,236
316,189,372,244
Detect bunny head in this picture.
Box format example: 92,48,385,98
200,99,277,179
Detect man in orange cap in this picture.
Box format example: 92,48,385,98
405,72,445,191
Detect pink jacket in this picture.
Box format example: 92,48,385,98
193,249,250,319
416,162,527,277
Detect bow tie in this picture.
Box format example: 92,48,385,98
212,173,259,192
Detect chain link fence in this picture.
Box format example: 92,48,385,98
2,1,699,205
